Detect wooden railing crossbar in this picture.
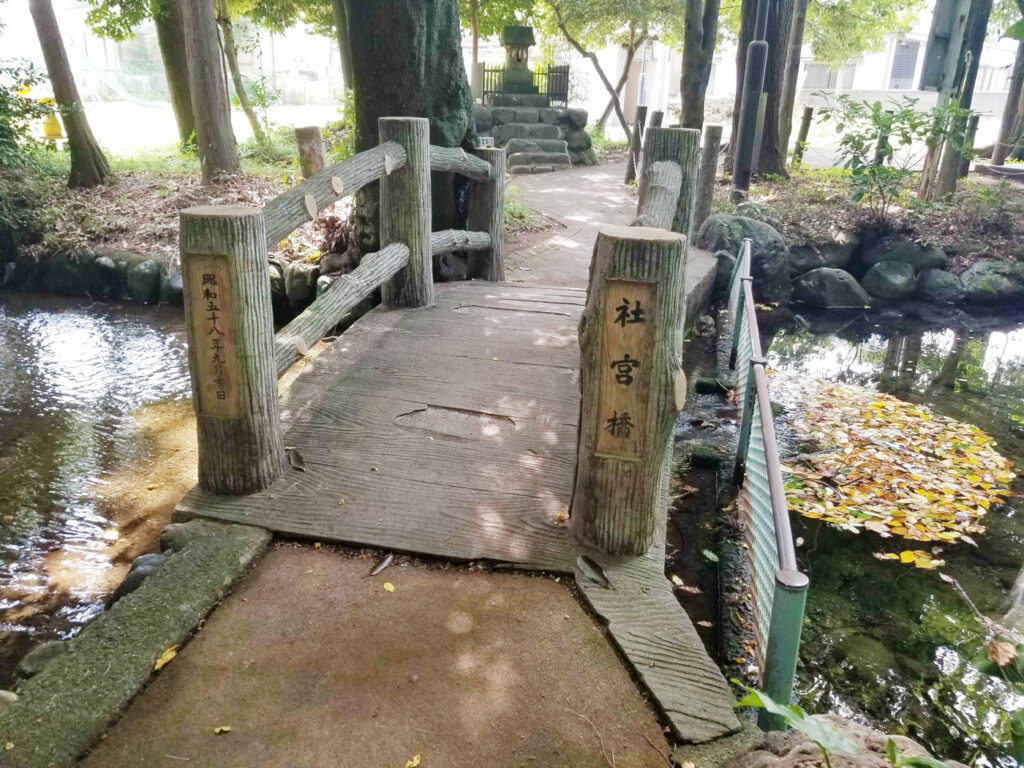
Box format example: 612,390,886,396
263,141,408,250
429,146,493,181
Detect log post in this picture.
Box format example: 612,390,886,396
958,113,980,178
631,161,682,229
649,110,664,129
467,146,506,280
180,205,286,495
379,117,432,308
792,106,813,165
637,128,701,238
571,226,687,555
692,124,723,234
294,125,327,179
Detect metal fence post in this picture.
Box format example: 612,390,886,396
759,569,810,731
733,357,761,484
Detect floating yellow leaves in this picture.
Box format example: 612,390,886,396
153,646,179,671
213,725,232,735
404,755,422,768
777,377,1015,562
383,582,396,593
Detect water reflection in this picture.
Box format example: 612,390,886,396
0,295,189,682
766,314,1024,768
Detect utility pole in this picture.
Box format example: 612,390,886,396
731,0,771,200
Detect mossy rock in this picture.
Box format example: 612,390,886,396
861,261,916,300
696,214,792,303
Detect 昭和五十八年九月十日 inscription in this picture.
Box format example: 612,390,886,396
185,253,242,419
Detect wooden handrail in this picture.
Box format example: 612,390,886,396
430,229,491,255
429,146,493,181
273,242,410,376
263,141,408,249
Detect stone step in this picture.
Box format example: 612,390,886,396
494,122,562,144
487,93,551,108
505,138,570,154
509,163,564,175
507,151,571,169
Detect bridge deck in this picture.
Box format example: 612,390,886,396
177,280,740,744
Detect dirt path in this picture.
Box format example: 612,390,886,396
83,546,673,768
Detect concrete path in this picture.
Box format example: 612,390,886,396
83,546,673,768
506,161,719,327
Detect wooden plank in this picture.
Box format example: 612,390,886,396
177,461,575,571
575,552,742,743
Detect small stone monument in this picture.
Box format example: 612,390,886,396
499,25,538,94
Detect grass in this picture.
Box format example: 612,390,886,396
504,185,546,236
588,126,629,164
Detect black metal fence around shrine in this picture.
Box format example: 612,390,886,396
482,64,570,106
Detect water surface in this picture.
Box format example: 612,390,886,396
0,294,189,684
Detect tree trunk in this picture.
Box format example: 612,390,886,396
552,4,635,157
215,0,267,146
329,0,354,88
183,0,239,183
727,0,758,171
344,0,474,253
596,40,635,131
152,0,196,149
29,0,109,188
777,0,808,158
993,41,1024,166
680,0,722,129
756,0,796,177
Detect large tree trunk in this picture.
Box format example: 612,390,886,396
329,0,354,88
756,0,796,177
153,0,195,149
215,0,267,146
183,0,239,183
680,0,722,129
29,0,109,187
344,0,475,253
777,0,808,159
993,41,1024,166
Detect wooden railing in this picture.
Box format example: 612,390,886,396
178,116,507,495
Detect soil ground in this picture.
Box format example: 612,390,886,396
81,546,673,768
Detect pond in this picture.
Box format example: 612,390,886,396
0,294,190,686
765,310,1024,768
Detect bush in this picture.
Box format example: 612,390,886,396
0,59,51,166
819,95,970,221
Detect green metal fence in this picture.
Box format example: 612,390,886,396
726,239,809,730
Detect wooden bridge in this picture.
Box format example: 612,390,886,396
175,118,740,745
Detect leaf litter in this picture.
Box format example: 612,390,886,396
775,376,1015,567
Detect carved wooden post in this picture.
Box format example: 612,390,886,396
632,161,682,229
179,205,286,495
467,146,506,281
649,110,664,129
572,226,687,555
294,126,326,179
692,124,723,234
379,117,432,308
638,128,700,237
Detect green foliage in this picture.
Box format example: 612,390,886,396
324,88,356,165
504,186,542,235
885,739,950,768
819,95,970,221
0,60,51,167
538,0,684,54
83,0,149,41
718,0,923,68
733,681,860,768
234,74,279,136
457,0,538,40
1006,18,1024,40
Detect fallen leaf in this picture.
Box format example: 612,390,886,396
285,447,305,472
213,725,232,735
989,638,1018,668
404,755,422,768
154,646,179,671
383,582,396,592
